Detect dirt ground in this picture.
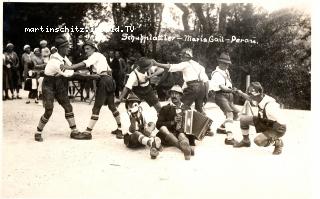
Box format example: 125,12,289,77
1,90,315,199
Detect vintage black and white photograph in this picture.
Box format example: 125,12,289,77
1,0,314,199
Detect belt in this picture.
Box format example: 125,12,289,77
140,81,150,87
99,71,111,76
186,80,202,85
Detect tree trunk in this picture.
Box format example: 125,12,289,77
191,4,210,36
218,3,227,35
175,3,190,31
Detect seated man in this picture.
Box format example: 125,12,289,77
123,93,162,159
233,82,287,155
156,85,193,160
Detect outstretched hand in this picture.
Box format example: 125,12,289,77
150,59,157,66
231,87,240,95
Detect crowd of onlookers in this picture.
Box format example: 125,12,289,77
2,40,180,104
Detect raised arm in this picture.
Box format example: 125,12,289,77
152,59,171,70
234,89,252,101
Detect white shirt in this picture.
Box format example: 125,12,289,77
209,66,233,91
44,52,73,77
83,52,111,74
125,69,149,89
258,95,286,124
169,60,208,83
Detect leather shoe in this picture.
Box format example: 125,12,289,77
35,133,43,142
233,139,251,148
273,139,283,155
216,128,227,134
71,131,92,140
225,138,237,146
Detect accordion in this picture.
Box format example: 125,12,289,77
183,110,213,140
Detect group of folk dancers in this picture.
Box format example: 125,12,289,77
34,35,287,160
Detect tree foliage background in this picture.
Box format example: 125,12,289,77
3,2,311,109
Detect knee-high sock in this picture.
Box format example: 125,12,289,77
138,134,151,146
112,110,121,129
37,115,49,133
225,120,233,140
86,114,99,132
65,112,77,130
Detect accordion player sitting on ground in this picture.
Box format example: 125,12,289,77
123,93,162,159
151,48,214,141
233,82,287,155
156,85,194,160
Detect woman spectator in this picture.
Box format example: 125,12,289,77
21,45,33,81
3,53,14,100
31,48,46,101
4,43,21,99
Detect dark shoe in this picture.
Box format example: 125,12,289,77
273,139,283,155
150,148,159,159
26,100,31,104
35,100,39,104
111,129,119,135
179,140,191,160
71,131,92,140
116,130,124,139
35,133,43,142
225,138,237,146
12,95,16,99
216,128,227,134
233,139,251,148
206,130,214,137
112,129,123,139
70,130,81,139
150,137,162,159
17,96,22,99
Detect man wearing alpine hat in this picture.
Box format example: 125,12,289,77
152,48,214,141
34,35,81,142
209,52,240,145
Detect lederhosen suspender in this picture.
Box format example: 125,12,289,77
133,70,149,87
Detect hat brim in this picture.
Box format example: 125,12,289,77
83,44,98,51
169,89,183,94
217,58,232,64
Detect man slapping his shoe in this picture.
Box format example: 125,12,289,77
233,82,287,155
